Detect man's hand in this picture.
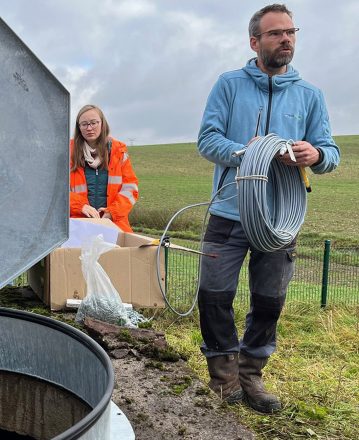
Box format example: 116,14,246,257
278,141,320,167
81,204,100,218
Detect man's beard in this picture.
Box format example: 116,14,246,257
260,45,294,69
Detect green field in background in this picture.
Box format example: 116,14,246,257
128,135,359,243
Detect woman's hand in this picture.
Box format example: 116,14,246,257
98,207,112,220
81,204,100,218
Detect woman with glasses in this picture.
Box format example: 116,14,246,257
70,104,138,232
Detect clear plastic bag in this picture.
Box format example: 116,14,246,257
75,234,133,326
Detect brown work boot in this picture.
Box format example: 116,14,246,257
238,354,281,413
206,354,244,404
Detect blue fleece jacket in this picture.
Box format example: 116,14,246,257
198,58,340,222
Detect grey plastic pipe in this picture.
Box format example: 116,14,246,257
237,133,307,251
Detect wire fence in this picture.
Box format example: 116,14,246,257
7,239,359,311
235,241,359,308
163,238,359,312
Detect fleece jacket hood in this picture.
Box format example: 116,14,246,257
198,58,340,223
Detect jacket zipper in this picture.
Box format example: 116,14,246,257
218,78,272,193
265,77,273,135
217,167,230,191
95,168,98,208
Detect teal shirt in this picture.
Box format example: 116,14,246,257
85,165,108,210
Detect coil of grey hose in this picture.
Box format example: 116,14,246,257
237,133,307,252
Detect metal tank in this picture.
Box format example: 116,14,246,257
0,17,135,439
0,17,69,288
0,308,134,439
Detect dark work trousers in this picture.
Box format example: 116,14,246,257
198,215,296,359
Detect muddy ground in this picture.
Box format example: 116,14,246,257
85,318,255,440
0,287,254,440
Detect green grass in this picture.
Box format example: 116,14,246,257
128,135,359,244
128,136,359,438
4,136,358,439
303,135,358,241
2,287,358,439
155,305,359,440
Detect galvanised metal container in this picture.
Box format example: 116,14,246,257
0,308,134,439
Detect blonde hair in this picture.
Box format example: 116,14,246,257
71,104,110,171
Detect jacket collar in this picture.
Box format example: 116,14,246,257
243,58,301,93
110,138,127,152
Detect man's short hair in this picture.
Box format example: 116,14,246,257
248,4,293,37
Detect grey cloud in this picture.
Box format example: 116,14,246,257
1,0,358,144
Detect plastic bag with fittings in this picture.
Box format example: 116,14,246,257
75,234,134,326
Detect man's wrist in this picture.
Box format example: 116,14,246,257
313,147,323,166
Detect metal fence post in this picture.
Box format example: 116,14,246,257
164,245,169,294
321,240,331,307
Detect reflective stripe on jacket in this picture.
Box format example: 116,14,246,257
70,138,139,232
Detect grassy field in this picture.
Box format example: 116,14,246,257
128,136,359,439
156,305,359,440
4,136,358,439
128,135,359,244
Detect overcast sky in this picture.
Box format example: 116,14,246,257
1,0,358,145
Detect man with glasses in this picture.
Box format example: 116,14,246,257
197,4,340,413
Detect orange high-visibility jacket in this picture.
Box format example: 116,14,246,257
70,138,139,232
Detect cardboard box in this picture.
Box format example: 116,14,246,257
28,219,165,310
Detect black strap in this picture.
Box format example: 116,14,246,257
107,139,112,158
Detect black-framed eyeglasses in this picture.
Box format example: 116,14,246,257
79,120,101,129
254,28,299,39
